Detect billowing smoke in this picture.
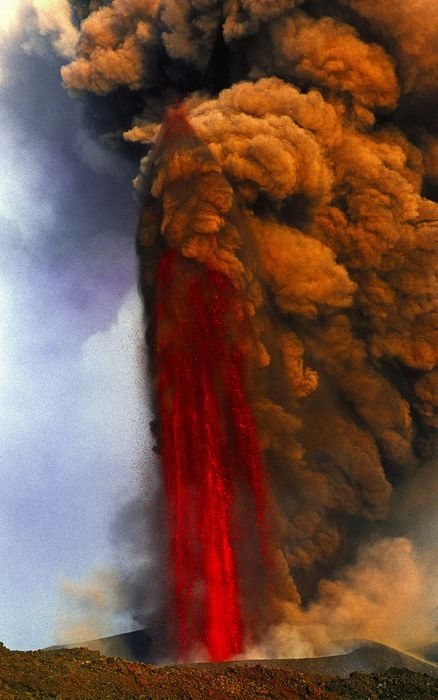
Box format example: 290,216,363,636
62,0,437,659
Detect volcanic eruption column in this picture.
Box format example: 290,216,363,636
148,108,269,661
62,0,438,660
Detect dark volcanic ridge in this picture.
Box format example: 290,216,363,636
194,641,438,679
50,629,438,677
50,628,162,664
2,639,438,700
412,642,438,664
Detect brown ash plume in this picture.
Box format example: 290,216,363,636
62,0,438,656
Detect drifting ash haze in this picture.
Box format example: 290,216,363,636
62,0,437,662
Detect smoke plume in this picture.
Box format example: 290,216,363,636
63,0,437,658
55,568,124,644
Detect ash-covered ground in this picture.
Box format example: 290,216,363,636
1,639,438,699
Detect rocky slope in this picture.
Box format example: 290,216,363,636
1,641,438,699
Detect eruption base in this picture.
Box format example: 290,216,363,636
155,250,268,661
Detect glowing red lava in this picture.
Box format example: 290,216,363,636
155,249,268,661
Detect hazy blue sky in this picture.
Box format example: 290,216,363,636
0,4,155,650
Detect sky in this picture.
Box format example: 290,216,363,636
0,1,155,650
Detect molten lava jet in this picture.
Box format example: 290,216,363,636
134,106,272,661
155,247,268,661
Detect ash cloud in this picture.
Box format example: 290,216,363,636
62,0,438,654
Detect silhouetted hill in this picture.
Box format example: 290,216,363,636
412,642,438,664
51,627,164,663
52,629,438,677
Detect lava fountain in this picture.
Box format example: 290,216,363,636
145,107,270,661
